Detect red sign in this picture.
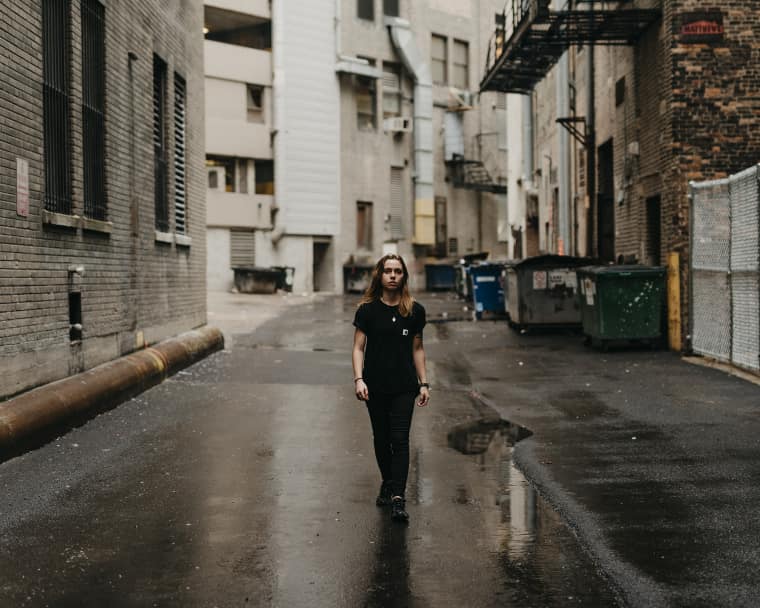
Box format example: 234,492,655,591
680,12,724,43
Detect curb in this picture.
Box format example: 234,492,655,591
0,326,224,459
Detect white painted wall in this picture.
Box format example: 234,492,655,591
205,41,272,85
272,0,340,237
207,228,235,291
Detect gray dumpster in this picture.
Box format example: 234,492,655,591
506,255,592,329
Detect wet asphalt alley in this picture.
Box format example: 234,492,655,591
0,294,618,607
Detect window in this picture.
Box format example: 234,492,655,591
204,6,271,50
206,156,256,194
389,167,403,240
247,84,264,123
153,54,169,232
357,201,373,250
174,74,187,234
357,0,374,20
255,160,274,195
43,0,72,214
431,34,447,85
382,62,402,118
452,39,468,89
384,0,399,17
616,76,626,106
356,75,376,130
81,0,106,221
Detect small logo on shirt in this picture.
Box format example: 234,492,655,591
402,329,409,336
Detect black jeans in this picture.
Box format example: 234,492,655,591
366,391,416,498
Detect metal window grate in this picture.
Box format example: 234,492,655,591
174,74,187,234
81,0,106,220
153,55,169,232
230,230,256,268
43,0,72,214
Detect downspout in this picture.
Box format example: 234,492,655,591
387,18,434,245
270,0,285,245
557,52,570,255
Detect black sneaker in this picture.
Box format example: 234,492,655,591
376,481,393,507
391,496,409,522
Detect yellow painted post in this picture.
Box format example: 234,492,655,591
667,252,682,351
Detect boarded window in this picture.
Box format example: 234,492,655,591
357,201,373,249
390,168,403,240
357,0,373,20
431,34,447,85
81,0,106,220
230,230,256,268
452,39,468,90
43,0,72,214
382,62,401,118
174,74,187,233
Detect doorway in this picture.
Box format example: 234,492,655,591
597,139,615,262
313,239,331,292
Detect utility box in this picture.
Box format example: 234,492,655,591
506,255,591,329
577,265,667,349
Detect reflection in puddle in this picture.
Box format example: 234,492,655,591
448,419,537,560
446,418,619,605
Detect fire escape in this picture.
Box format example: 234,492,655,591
480,0,661,95
447,155,508,194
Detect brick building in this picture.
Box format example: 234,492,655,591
481,0,760,347
0,0,206,400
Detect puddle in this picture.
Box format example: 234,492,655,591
445,417,620,606
447,418,532,455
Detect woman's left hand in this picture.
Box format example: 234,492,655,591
417,386,430,407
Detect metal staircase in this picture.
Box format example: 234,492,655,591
446,155,507,194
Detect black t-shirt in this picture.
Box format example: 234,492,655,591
353,299,426,395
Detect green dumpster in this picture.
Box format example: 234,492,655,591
577,265,667,349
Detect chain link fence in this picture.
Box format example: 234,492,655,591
689,165,760,372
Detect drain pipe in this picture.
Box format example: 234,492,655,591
557,52,571,255
387,18,434,245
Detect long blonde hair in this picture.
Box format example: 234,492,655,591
359,254,415,317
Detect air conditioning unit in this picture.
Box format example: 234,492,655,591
383,116,413,133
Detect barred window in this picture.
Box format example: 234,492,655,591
81,0,106,221
153,55,169,232
174,74,187,234
43,0,72,214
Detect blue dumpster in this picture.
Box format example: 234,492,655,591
425,263,457,291
470,263,505,320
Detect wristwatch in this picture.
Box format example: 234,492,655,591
419,382,430,389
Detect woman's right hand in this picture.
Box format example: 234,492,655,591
355,379,369,401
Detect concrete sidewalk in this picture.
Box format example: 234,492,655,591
427,302,760,607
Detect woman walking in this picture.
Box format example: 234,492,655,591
352,254,430,522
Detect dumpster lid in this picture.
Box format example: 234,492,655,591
512,254,594,268
577,264,667,275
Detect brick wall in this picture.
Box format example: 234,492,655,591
663,0,760,346
0,0,206,400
